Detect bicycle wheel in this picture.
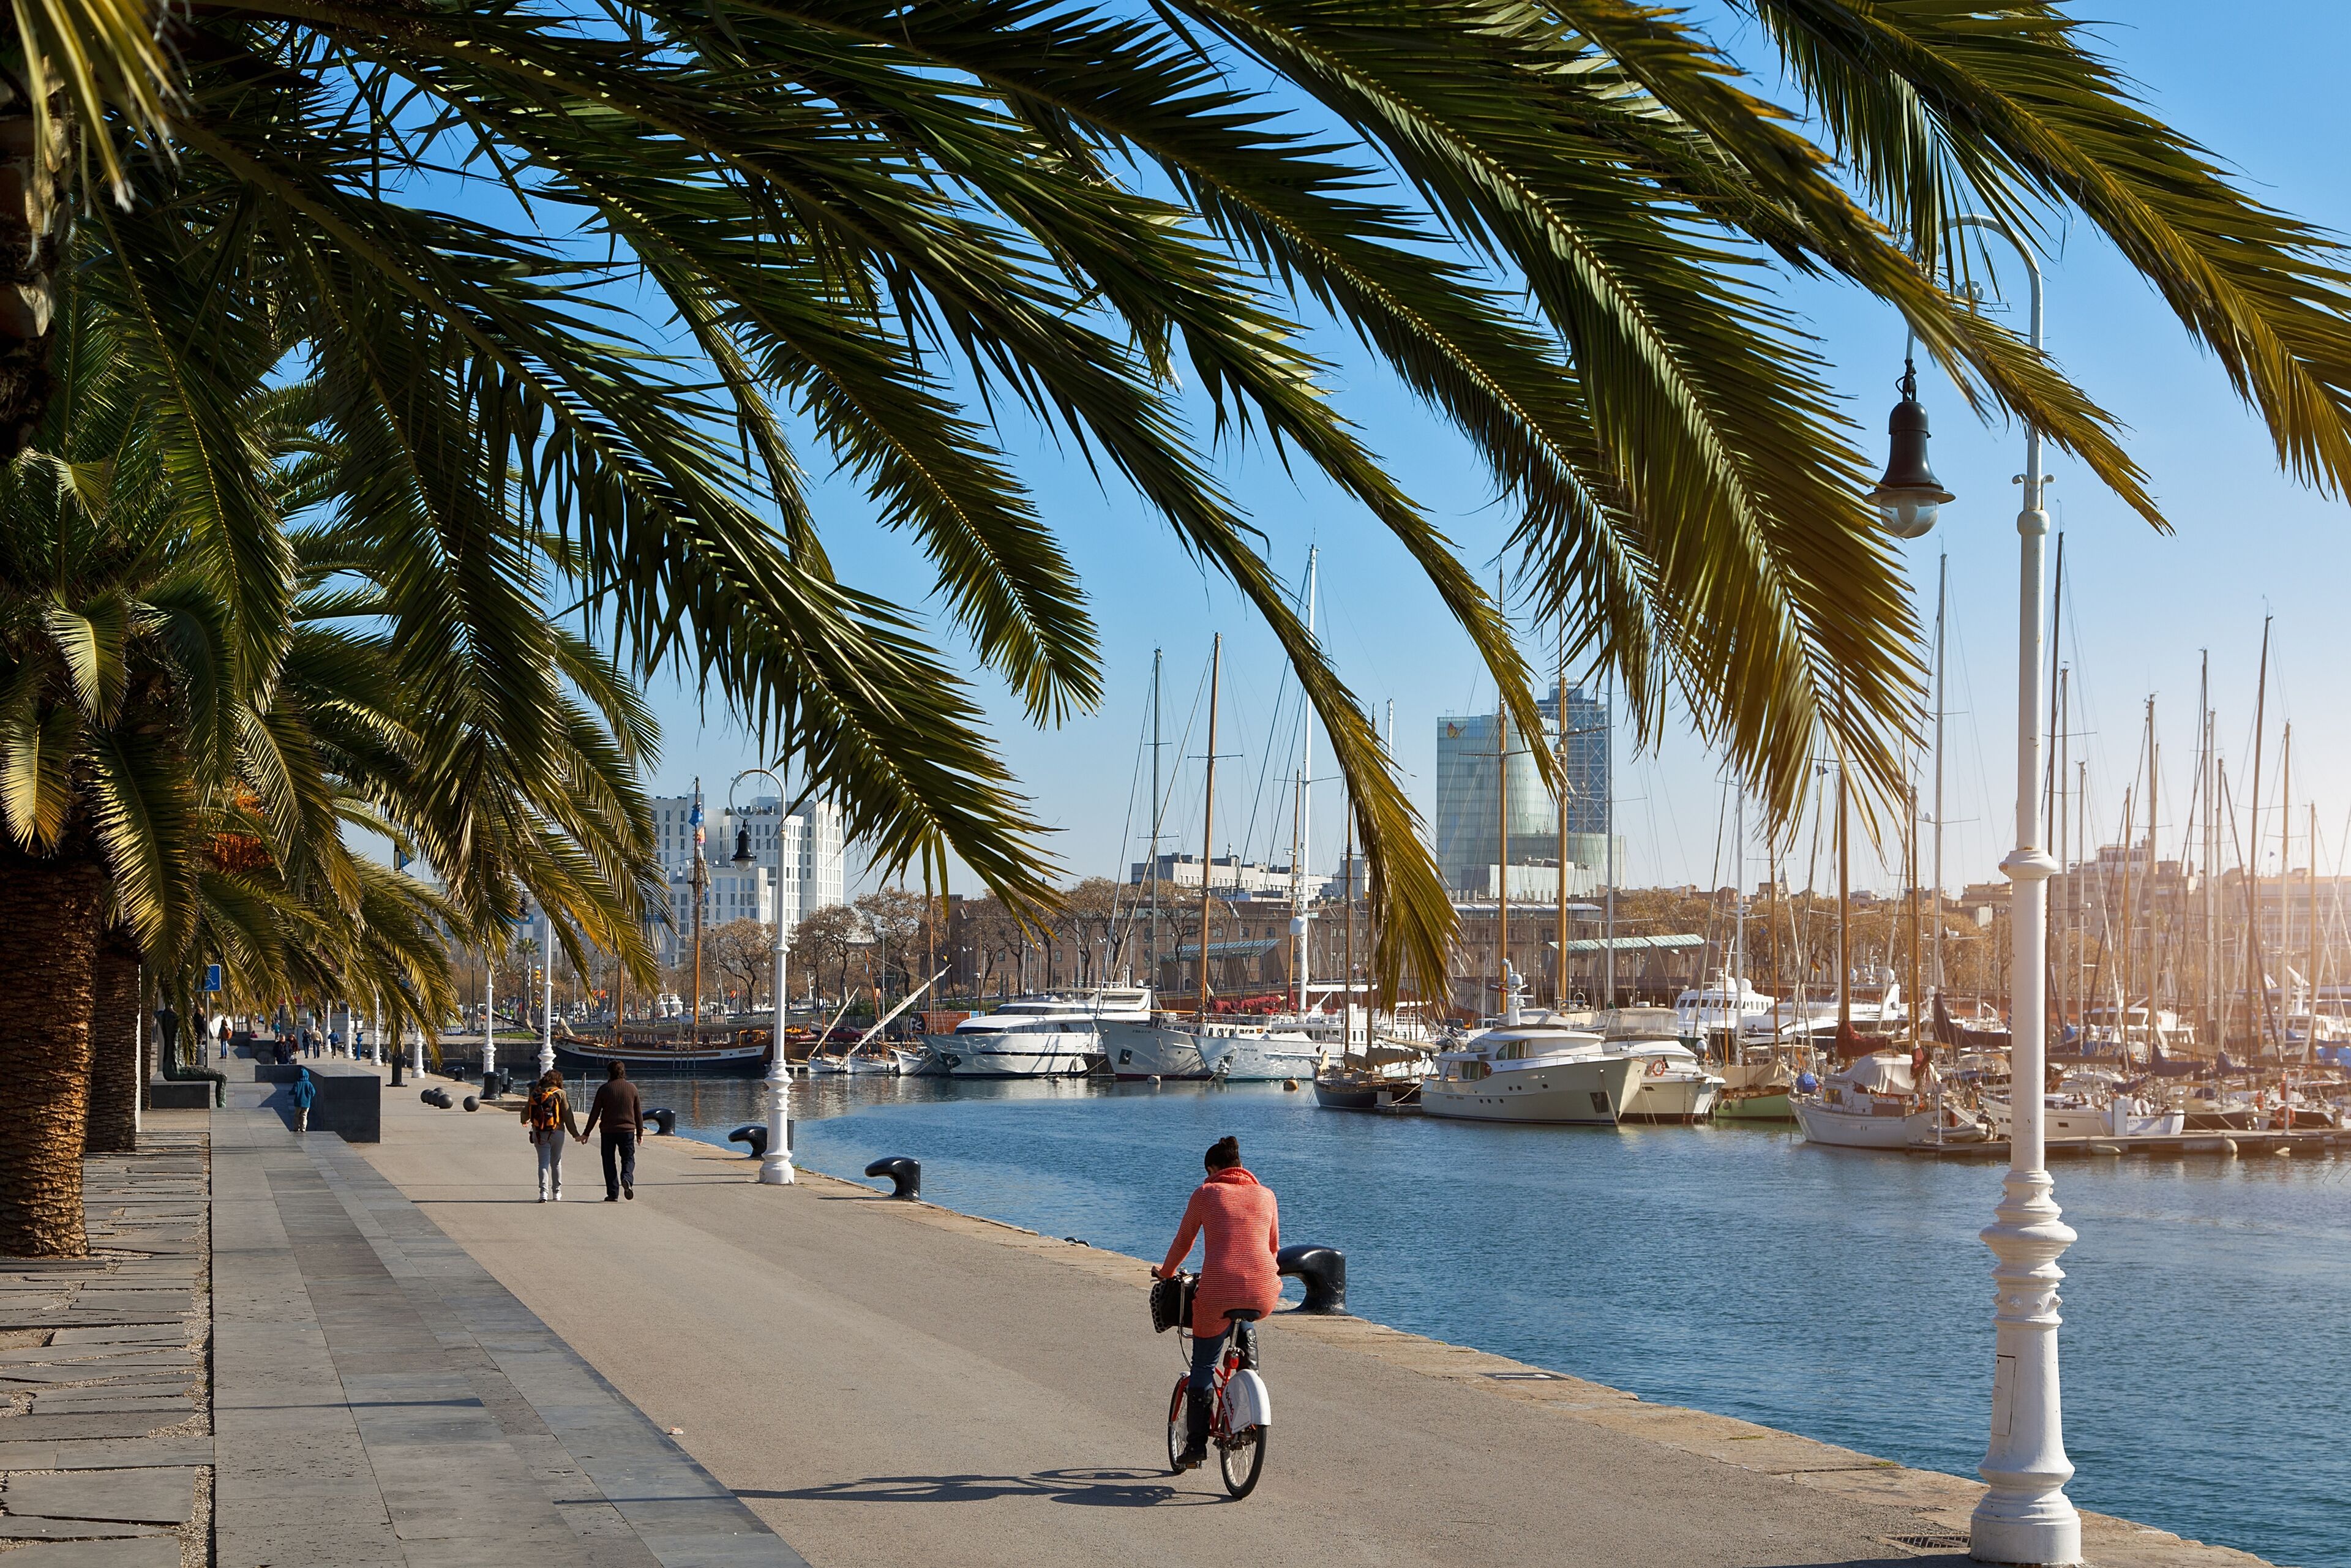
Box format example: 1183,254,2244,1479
1165,1375,1190,1472
1219,1424,1267,1498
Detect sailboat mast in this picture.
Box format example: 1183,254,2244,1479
2245,618,2274,1054
1908,779,1921,1049
1496,682,1510,1016
2311,801,2322,1058
2055,666,2068,1030
1343,783,1355,1048
1198,636,1221,1029
2281,721,2293,1029
1150,648,1162,997
1603,676,1616,1008
2201,655,2215,1040
1932,553,1947,1005
2118,784,2134,1054
1294,549,1318,1016
2145,697,2159,1058
1556,648,1570,1008
1836,755,1851,1036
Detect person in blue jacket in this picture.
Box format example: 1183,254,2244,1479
288,1067,317,1135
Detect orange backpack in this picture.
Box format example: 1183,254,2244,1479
528,1086,564,1134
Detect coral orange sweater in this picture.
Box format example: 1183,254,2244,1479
1160,1167,1281,1334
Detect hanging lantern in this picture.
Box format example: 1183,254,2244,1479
1865,357,1954,538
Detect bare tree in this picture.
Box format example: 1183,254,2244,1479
710,919,773,1010
792,904,864,1005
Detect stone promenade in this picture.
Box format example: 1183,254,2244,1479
0,1079,806,1566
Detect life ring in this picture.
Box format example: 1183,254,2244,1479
1646,1058,1669,1078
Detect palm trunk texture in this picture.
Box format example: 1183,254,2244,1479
0,844,105,1255
82,936,140,1154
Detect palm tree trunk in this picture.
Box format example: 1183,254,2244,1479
0,843,104,1255
81,933,139,1153
0,66,68,454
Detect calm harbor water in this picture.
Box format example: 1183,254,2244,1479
658,1075,2345,1567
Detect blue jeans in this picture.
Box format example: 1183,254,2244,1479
1188,1325,1229,1395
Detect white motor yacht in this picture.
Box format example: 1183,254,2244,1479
1674,971,1779,1043
1420,996,1644,1125
1098,1013,1215,1080
1194,1021,1330,1082
1982,1089,2186,1139
919,989,1150,1078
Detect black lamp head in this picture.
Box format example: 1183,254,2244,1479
1865,358,1955,538
732,827,754,866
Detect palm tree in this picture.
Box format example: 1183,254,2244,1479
0,269,666,1254
8,2,2346,1011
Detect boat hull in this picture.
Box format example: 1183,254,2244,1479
1713,1090,1794,1123
1984,1098,2188,1139
1201,1035,1327,1082
1791,1097,1938,1149
1420,1056,1643,1125
920,1030,1099,1079
1624,1071,1720,1124
1311,1074,1421,1113
552,1038,771,1077
1100,1021,1212,1081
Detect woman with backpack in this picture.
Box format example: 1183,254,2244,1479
526,1070,585,1202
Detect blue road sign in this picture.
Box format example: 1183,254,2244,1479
202,964,222,993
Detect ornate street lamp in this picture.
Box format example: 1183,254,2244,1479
1870,219,2077,1568
1865,356,1954,539
731,770,795,1185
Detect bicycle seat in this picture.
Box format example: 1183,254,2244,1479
1225,1308,1264,1322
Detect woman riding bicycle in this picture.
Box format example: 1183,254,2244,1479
1154,1135,1280,1471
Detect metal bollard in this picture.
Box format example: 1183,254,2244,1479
462,1095,480,1112
1276,1243,1348,1315
728,1123,768,1159
646,1108,677,1136
864,1157,921,1200
421,1087,453,1109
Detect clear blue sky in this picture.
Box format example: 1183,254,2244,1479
638,2,2351,902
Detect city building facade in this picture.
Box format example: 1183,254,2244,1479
1433,689,1617,896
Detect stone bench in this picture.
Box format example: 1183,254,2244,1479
146,1079,212,1110
258,1060,381,1142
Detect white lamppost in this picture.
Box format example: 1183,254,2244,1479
539,910,556,1077
732,768,795,1185
1867,215,2077,1567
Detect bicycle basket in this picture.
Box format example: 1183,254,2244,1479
1149,1272,1197,1334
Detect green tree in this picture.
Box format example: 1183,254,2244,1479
10,2,2349,1007
0,273,666,1255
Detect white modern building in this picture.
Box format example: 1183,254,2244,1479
646,793,847,964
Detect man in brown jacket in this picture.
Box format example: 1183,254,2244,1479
582,1060,645,1201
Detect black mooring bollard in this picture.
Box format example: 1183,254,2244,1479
1276,1243,1348,1315
728,1123,768,1159
421,1087,453,1109
863,1157,921,1200
646,1108,677,1136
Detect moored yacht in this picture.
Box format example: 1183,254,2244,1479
1195,1021,1329,1082
1790,1051,1946,1149
919,988,1150,1078
1595,1008,1723,1122
1420,980,1644,1126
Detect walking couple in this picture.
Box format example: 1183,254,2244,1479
525,1062,644,1202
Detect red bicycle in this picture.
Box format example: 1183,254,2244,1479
1163,1288,1272,1498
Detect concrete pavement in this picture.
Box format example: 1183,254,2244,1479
354,1079,2271,1568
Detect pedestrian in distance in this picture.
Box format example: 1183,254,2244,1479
1153,1135,1281,1471
287,1067,317,1135
581,1061,645,1202
526,1070,586,1202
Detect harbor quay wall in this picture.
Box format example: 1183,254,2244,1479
350,1082,2275,1568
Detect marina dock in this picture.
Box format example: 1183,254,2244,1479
1905,1128,2350,1158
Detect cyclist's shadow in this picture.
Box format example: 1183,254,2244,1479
753,1469,1220,1508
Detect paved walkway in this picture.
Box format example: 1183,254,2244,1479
0,1117,210,1567
354,1085,2271,1568
0,1073,806,1566
211,1078,804,1566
